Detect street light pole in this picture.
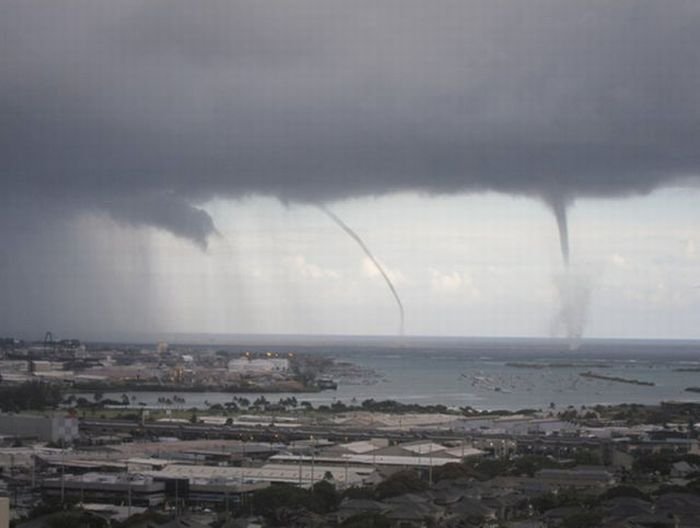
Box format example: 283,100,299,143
310,436,315,487
298,455,302,486
127,474,132,518
60,439,65,506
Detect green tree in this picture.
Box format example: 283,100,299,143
0,381,63,412
48,511,107,528
374,470,427,500
312,479,340,513
342,486,375,500
574,449,602,466
253,395,269,409
510,455,564,477
561,512,604,528
465,458,509,479
341,513,391,528
683,478,700,495
530,492,559,513
633,452,676,476
252,484,312,520
597,485,650,503
432,462,479,482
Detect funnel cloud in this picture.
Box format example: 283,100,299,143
547,198,572,267
545,196,591,347
320,207,405,335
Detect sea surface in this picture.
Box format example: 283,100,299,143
95,336,700,412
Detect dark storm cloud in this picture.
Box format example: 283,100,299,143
2,0,700,246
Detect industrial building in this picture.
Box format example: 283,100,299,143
41,473,166,506
0,497,8,528
145,462,375,488
227,356,289,374
0,414,79,444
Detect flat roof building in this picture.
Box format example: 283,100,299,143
0,413,78,444
41,472,166,506
145,462,375,488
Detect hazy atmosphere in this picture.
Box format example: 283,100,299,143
4,5,700,527
2,1,699,341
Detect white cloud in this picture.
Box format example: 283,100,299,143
646,281,683,308
284,255,340,280
430,269,480,298
609,253,627,268
360,257,407,285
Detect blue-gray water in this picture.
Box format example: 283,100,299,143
95,337,700,411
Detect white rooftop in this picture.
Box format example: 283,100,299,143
440,446,484,459
340,440,387,454
271,453,457,468
400,441,448,454
145,463,373,487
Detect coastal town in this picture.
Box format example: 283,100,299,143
4,0,700,526
0,337,353,394
1,339,700,527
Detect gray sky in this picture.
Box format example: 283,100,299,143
1,1,699,340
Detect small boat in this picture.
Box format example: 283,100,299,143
317,378,338,390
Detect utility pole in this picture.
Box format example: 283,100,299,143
428,448,433,486
310,452,315,487
310,435,316,487
60,439,65,506
298,455,302,486
127,474,132,518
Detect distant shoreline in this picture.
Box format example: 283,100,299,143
506,362,611,369
77,333,700,351
579,371,655,386
67,382,320,394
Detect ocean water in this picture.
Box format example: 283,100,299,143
98,337,700,412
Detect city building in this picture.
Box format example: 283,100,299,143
41,473,166,506
0,497,8,528
227,357,289,374
0,414,79,444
